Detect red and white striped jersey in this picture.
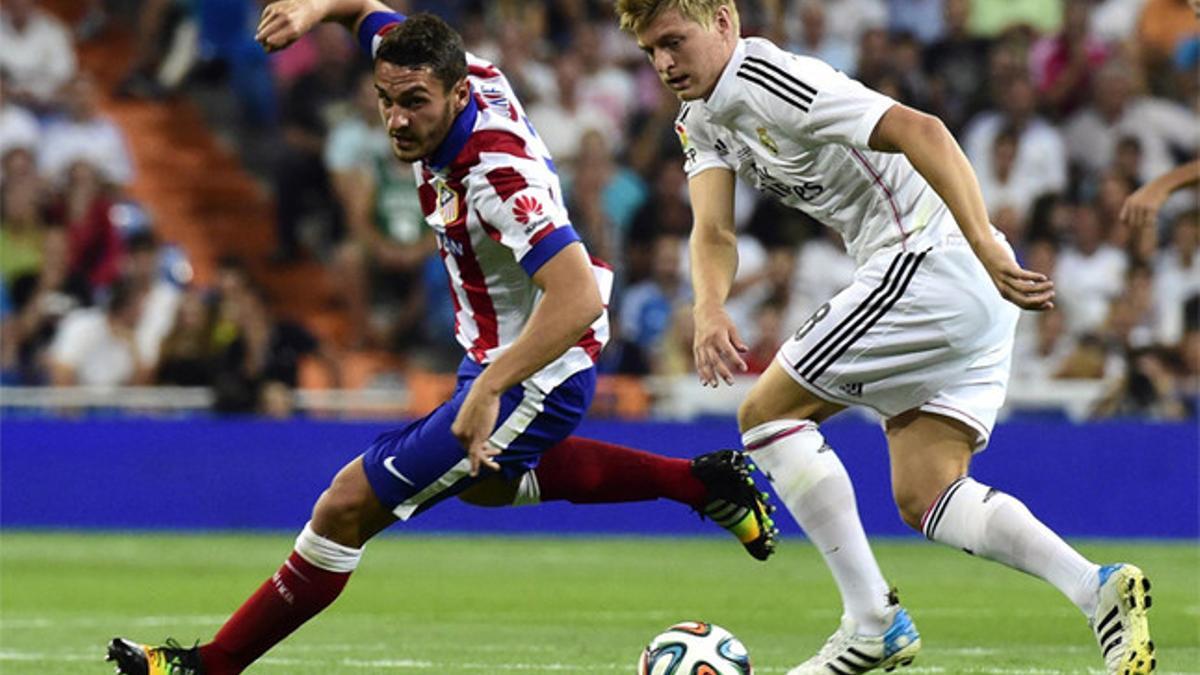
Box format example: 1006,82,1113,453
360,13,612,391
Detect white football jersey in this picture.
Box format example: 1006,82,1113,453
678,37,957,265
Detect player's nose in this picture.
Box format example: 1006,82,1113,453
386,109,410,130
653,51,675,74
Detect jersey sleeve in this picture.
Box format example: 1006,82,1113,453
356,11,407,58
677,103,734,179
761,54,897,150
469,160,580,277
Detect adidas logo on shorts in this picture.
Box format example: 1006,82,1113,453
839,382,864,397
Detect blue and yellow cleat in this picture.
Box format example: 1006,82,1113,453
691,449,778,561
1091,564,1155,674
788,600,921,674
106,637,205,675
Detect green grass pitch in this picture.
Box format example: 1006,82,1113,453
1,532,1196,674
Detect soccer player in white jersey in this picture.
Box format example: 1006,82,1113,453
105,2,777,673
617,1,1155,673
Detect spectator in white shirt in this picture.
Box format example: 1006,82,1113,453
495,21,556,107
527,50,617,171
1056,202,1130,337
1091,0,1150,43
124,231,183,371
788,0,887,49
1064,60,1197,183
887,0,947,45
1154,211,1200,345
575,22,636,136
39,74,134,186
790,228,857,329
964,74,1068,200
49,278,148,386
788,0,858,76
976,125,1040,241
0,0,77,110
0,84,39,161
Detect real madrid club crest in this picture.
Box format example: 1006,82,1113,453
756,126,779,155
434,178,459,224
674,122,691,150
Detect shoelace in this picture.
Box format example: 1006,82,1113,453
152,639,198,671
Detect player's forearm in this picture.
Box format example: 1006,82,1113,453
472,289,603,396
882,110,995,252
311,0,392,27
472,245,604,395
1147,159,1200,196
257,0,394,51
689,225,739,310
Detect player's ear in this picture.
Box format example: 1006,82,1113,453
714,5,733,35
451,77,470,113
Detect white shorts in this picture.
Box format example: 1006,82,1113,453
775,232,1020,449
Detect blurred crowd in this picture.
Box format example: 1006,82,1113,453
0,0,1197,419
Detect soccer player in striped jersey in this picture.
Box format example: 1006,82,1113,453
616,1,1155,674
105,3,776,674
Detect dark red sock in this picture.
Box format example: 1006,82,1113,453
198,552,350,674
535,436,707,507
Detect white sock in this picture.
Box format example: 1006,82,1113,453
295,521,364,573
923,478,1100,616
744,420,893,633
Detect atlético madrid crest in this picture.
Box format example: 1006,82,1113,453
436,180,458,223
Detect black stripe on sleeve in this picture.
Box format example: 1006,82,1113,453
744,55,819,97
739,61,814,105
736,71,811,112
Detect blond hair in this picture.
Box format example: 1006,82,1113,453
615,0,740,35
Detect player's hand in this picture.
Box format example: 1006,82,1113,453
692,303,749,387
452,382,502,477
978,242,1055,311
1119,183,1168,231
255,0,327,53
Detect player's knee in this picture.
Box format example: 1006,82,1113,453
736,396,770,434
311,464,379,546
893,484,934,531
737,381,835,433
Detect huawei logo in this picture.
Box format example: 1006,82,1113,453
513,194,543,225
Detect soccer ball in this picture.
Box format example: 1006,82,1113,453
637,620,753,675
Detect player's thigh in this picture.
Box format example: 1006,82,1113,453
457,474,521,507
738,359,844,432
311,456,398,548
885,410,976,525
362,362,594,520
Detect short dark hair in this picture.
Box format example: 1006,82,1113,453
107,277,140,316
375,13,467,92
126,229,158,253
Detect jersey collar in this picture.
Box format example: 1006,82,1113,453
702,38,747,120
426,88,479,172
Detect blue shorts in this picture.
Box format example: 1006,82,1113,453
362,358,595,520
